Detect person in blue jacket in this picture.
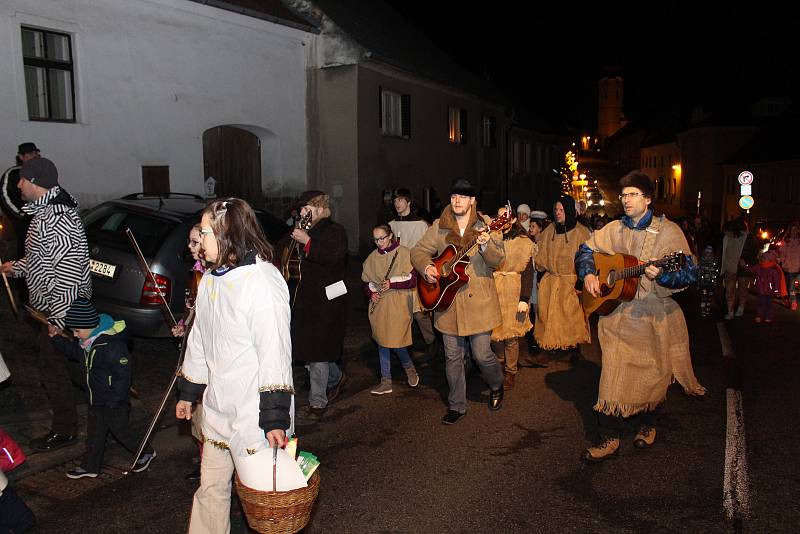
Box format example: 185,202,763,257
49,298,155,479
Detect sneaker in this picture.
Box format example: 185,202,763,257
31,432,76,452
370,378,393,395
791,301,798,311
404,366,420,388
754,316,762,323
132,451,157,473
582,437,620,463
66,467,98,479
735,306,745,317
441,410,465,425
633,426,656,449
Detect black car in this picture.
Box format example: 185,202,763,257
83,193,289,336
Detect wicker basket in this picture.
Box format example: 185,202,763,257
235,468,320,534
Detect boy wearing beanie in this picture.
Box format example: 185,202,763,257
49,298,155,478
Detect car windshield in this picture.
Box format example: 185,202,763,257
84,205,177,258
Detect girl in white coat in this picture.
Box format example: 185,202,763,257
176,198,294,534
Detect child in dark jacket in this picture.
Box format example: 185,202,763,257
745,250,787,323
50,298,156,479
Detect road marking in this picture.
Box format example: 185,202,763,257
717,321,750,526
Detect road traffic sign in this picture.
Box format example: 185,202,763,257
738,195,755,210
738,171,753,185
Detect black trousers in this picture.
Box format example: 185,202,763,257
83,405,152,473
598,410,656,439
37,326,80,435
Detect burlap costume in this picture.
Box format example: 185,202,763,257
534,223,591,350
362,245,415,348
580,213,706,417
491,235,536,341
410,206,504,336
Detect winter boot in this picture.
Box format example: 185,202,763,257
582,437,620,463
404,365,420,388
633,426,656,449
370,378,393,395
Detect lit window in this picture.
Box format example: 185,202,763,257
448,107,467,144
21,26,75,122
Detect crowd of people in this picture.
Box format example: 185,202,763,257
0,138,796,531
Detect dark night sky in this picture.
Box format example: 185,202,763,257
384,1,799,130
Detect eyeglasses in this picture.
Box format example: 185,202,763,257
373,235,390,243
618,192,643,200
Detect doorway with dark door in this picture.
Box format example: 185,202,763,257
202,125,262,205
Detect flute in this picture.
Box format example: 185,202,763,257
369,251,398,315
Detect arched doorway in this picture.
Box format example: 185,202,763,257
202,126,261,203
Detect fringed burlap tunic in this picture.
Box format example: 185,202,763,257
491,236,536,341
362,245,414,348
580,214,706,417
534,224,592,350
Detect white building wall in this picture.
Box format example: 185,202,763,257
0,0,310,208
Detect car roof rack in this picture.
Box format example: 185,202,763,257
121,192,204,201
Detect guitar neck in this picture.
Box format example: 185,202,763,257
611,258,671,284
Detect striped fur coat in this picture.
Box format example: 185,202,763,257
10,186,91,328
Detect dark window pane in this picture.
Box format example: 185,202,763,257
45,32,71,62
48,68,74,120
24,66,48,118
21,29,44,58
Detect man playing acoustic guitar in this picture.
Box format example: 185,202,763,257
576,171,706,462
410,177,505,425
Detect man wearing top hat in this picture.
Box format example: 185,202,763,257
1,156,91,452
410,177,506,424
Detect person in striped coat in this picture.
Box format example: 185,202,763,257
1,157,91,452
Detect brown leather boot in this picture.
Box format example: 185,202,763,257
582,437,620,463
633,426,656,449
503,372,515,391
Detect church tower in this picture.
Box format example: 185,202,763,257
598,76,625,141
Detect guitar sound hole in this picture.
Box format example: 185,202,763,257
606,270,616,285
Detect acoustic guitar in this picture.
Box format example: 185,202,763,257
417,211,513,312
280,211,312,307
581,251,686,315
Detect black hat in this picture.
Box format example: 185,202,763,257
619,170,655,199
65,298,100,330
20,157,59,189
450,177,476,197
295,190,329,210
17,142,39,156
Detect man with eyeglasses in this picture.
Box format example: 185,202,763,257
575,171,706,463
410,177,506,425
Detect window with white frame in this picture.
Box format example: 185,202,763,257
21,26,76,122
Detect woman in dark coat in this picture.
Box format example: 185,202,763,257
287,191,348,416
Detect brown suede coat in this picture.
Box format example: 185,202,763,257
410,206,504,336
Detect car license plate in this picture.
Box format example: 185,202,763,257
90,259,117,279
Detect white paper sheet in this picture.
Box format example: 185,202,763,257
234,446,308,492
325,280,347,301
0,353,9,383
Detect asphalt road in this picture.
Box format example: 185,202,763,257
3,279,798,533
